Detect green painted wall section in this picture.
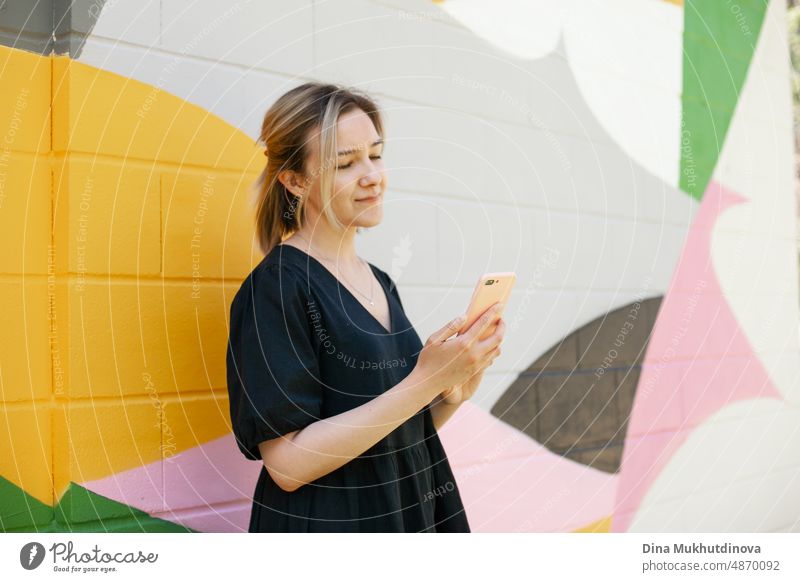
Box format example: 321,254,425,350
680,0,769,199
0,477,194,533
0,475,53,530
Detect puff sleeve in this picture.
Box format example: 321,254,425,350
226,263,324,461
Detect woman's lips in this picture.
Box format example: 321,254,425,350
356,195,381,203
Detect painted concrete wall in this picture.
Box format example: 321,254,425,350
1,0,798,532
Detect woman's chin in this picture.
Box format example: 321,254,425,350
353,207,383,227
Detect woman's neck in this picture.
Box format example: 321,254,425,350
284,226,360,267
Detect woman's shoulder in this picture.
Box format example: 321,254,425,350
230,251,312,314
367,263,404,306
369,263,395,290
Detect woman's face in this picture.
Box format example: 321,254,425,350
302,108,387,229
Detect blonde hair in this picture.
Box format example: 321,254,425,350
253,82,384,256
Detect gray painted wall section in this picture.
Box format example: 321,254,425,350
0,0,106,56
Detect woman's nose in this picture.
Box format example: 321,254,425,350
360,166,381,186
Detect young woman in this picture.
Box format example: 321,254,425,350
225,82,506,532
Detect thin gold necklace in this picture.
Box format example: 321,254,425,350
288,233,376,306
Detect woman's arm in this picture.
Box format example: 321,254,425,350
259,305,504,492
258,369,439,492
428,393,464,431
428,362,496,430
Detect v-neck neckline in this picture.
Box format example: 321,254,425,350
275,243,395,335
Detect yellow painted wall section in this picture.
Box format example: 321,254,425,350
1,45,265,504
573,515,612,533
0,45,53,506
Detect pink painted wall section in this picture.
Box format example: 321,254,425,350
82,435,260,532
611,180,785,532
439,401,617,532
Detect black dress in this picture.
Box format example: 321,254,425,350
225,243,471,532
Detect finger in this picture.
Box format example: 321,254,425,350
427,314,466,345
442,383,461,398
474,317,506,353
464,302,504,345
475,348,500,373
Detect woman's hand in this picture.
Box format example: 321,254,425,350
411,302,506,401
441,317,505,405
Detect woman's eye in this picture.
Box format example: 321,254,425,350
337,156,382,170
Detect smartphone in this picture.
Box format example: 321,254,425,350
457,272,517,340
